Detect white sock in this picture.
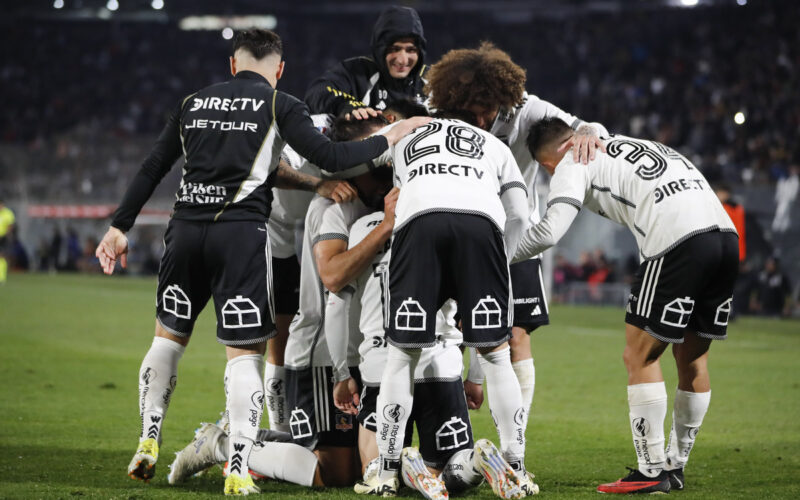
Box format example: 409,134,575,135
666,389,710,470
376,345,420,481
264,362,289,432
479,347,526,471
226,354,264,477
512,359,535,428
442,449,483,493
628,382,668,477
138,336,185,443
247,441,318,486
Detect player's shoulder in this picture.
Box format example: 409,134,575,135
339,56,379,75
349,211,385,247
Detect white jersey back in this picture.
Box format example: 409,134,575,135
489,92,584,224
269,114,331,258
284,195,370,369
348,212,463,385
548,134,737,260
379,117,525,232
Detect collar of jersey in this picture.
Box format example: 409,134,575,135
234,70,272,87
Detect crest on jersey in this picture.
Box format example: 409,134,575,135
435,417,470,451
661,297,695,328
395,298,427,331
221,295,261,329
289,408,313,439
472,295,502,329
163,284,191,319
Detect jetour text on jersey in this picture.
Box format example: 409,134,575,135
185,97,266,132
407,163,485,182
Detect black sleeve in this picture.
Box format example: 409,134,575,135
303,59,368,116
111,103,184,231
276,92,388,173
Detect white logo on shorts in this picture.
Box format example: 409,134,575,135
221,295,261,329
289,408,313,439
660,297,695,328
395,298,427,331
531,305,542,316
714,298,732,326
435,417,470,451
472,295,502,329
162,285,191,319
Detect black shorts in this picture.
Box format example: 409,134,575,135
510,258,550,331
155,219,276,346
626,231,739,343
387,213,512,349
358,380,473,469
285,365,360,450
271,255,300,315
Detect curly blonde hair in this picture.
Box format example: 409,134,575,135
425,42,526,112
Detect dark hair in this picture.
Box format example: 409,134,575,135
384,98,429,120
232,29,283,59
526,117,572,158
432,109,479,126
331,115,389,142
425,41,525,113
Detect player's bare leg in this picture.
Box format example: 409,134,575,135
359,426,379,475
598,324,670,494
316,446,361,487
264,314,291,432
128,320,188,482
664,332,712,490
223,342,266,495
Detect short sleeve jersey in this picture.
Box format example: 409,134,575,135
283,196,371,369
489,92,583,224
547,135,737,261
348,212,463,385
377,118,526,232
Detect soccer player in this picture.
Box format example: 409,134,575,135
516,118,738,494
304,5,427,118
0,199,14,284
329,210,526,500
423,43,606,462
94,29,426,495
354,110,536,497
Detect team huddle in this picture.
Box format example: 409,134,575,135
95,6,738,498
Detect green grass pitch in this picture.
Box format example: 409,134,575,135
1,273,798,499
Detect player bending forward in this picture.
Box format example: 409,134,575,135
328,210,525,499
516,118,738,494
355,108,538,498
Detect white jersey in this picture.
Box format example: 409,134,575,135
284,195,370,369
268,114,331,258
375,118,527,236
489,92,589,224
517,134,737,262
348,212,463,386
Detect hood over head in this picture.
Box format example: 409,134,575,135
371,6,426,82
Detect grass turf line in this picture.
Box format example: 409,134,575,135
0,273,798,498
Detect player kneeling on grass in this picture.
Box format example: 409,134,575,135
516,118,738,494
327,210,528,500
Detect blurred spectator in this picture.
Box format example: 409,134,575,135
751,257,792,317
772,164,799,233
715,184,747,261
0,199,15,283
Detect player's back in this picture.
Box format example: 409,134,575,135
390,117,523,232
573,135,736,259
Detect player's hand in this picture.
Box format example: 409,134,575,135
559,124,606,165
317,180,358,203
95,226,129,275
381,116,432,145
380,187,400,230
464,380,484,410
346,107,380,121
333,377,360,415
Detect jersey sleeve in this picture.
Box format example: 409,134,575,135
315,202,351,245
520,93,583,132
512,159,588,262
111,99,186,231
275,92,388,173
303,59,369,116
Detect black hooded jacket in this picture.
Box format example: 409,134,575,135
304,6,428,116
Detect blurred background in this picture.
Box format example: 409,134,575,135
1,0,797,318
